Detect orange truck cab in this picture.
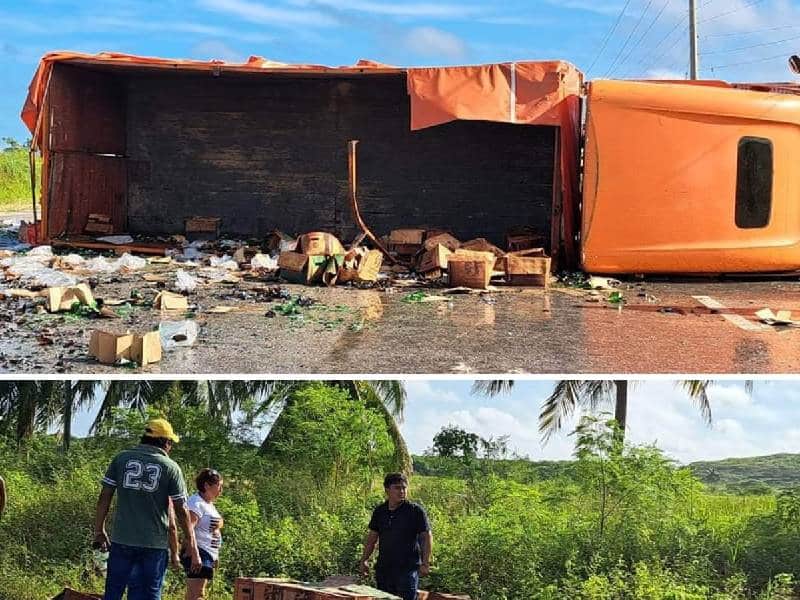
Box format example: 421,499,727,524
581,79,800,274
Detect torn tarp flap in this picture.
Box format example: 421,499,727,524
406,60,582,130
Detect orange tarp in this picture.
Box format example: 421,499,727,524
406,60,582,130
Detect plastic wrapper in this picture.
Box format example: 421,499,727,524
251,253,278,270
159,319,199,349
209,254,238,270
175,269,198,292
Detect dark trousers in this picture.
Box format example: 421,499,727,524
103,542,168,600
376,568,419,600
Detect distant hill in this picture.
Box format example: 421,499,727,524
414,453,800,495
689,453,800,494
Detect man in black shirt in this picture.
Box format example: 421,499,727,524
360,473,432,600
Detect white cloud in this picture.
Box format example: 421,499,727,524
190,40,246,62
290,0,479,19
197,0,338,27
401,26,468,60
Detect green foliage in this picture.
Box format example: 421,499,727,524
431,425,481,459
0,142,36,209
266,383,394,490
0,396,798,599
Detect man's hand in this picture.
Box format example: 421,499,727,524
93,530,110,552
359,559,370,577
420,563,431,577
170,554,182,572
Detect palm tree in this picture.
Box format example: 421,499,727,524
254,380,411,475
90,380,412,474
472,380,751,443
61,381,102,452
0,381,98,449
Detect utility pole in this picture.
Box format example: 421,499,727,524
689,0,699,79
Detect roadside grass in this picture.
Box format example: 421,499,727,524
0,148,36,212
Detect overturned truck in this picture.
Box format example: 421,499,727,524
21,52,581,269
22,51,800,275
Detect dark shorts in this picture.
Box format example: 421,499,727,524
180,547,216,580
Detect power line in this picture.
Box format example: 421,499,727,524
700,0,767,24
707,52,789,71
702,32,800,55
706,24,800,38
617,0,673,78
605,0,657,77
636,10,689,76
587,0,634,76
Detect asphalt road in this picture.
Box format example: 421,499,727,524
1,273,798,375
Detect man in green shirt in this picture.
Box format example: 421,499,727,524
94,418,200,600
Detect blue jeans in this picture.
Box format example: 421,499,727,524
375,568,419,600
103,542,169,600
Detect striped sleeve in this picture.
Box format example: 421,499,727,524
101,455,118,488
167,463,188,503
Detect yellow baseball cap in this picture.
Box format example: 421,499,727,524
144,418,180,443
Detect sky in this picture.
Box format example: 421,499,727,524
2,0,800,141
70,379,800,465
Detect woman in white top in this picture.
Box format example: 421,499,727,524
181,468,224,600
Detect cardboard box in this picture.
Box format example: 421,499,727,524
389,229,425,245
423,233,460,252
448,252,494,289
185,216,221,240
131,331,162,366
460,238,504,258
339,249,383,283
279,252,344,285
85,221,114,235
506,232,542,252
234,577,297,600
299,232,345,256
154,291,189,311
505,255,551,287
46,284,95,313
266,230,298,254
89,330,162,366
89,331,134,364
418,244,452,273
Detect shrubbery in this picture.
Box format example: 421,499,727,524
0,390,797,599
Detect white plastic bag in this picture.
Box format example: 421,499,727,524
251,253,278,270
159,320,199,349
115,253,147,270
175,269,198,292
209,254,238,270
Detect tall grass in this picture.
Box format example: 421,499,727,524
0,148,35,211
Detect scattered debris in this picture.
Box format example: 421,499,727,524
46,284,94,312
154,291,189,311
588,276,622,290
159,320,199,349
175,269,199,293
756,308,800,327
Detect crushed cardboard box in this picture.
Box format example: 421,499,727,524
154,290,189,311
46,284,95,312
339,249,383,283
